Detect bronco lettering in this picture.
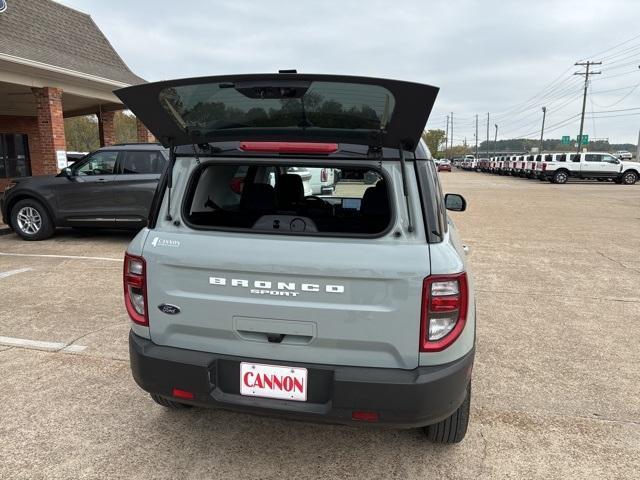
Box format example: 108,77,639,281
209,276,344,295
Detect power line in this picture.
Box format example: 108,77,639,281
499,92,583,135
492,65,577,116
591,83,640,94
577,32,640,62
591,69,640,81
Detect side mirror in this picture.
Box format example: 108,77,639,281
61,167,73,178
445,193,466,212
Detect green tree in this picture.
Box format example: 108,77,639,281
421,129,446,156
65,111,140,151
448,145,472,158
114,111,137,144
64,116,99,152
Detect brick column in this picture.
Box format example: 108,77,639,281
31,87,66,175
136,117,156,143
98,110,116,146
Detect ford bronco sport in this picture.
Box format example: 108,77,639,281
117,73,475,443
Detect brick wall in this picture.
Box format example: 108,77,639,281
0,115,40,190
31,87,66,176
136,117,156,143
99,110,116,146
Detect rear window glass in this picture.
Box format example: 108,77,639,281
183,164,392,236
159,81,395,136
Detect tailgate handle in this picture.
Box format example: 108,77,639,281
233,317,316,345
236,330,313,345
267,333,285,344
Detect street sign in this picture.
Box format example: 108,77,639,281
561,136,570,145
577,134,589,145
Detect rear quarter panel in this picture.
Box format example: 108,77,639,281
420,213,476,366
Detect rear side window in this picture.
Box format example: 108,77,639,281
120,151,167,174
183,163,392,237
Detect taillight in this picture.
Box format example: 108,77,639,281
542,163,547,171
124,253,148,326
320,168,328,182
420,273,468,352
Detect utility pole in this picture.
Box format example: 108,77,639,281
540,106,547,153
486,113,490,158
445,114,449,156
574,61,601,153
450,112,454,153
475,114,479,159
494,124,498,158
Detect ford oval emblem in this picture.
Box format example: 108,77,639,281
0,1,7,13
158,303,181,315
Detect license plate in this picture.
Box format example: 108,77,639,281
240,362,307,402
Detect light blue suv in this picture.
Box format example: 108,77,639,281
118,72,475,443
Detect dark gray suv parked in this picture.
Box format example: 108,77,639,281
1,143,168,240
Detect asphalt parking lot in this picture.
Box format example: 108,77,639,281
1,171,639,480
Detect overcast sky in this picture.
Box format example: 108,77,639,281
58,0,640,144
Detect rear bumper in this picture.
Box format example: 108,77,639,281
129,331,474,428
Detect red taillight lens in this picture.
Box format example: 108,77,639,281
172,388,194,400
542,163,547,171
320,168,328,182
123,253,148,326
239,141,338,154
352,411,379,422
420,273,468,352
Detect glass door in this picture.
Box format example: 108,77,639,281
0,133,31,178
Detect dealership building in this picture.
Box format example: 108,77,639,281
0,0,152,188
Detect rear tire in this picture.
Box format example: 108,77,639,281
552,170,569,184
424,384,471,444
150,393,193,409
10,199,55,240
621,171,638,185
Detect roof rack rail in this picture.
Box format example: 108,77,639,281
110,142,163,146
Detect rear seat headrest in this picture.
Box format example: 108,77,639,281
361,180,389,217
276,174,304,209
242,183,276,212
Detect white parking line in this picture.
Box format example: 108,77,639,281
0,267,32,279
0,252,122,262
0,335,87,353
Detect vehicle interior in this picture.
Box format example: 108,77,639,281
184,164,392,235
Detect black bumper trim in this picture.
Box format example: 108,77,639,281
129,331,474,428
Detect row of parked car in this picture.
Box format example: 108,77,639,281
455,152,639,185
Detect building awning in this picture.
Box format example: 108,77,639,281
0,0,145,117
